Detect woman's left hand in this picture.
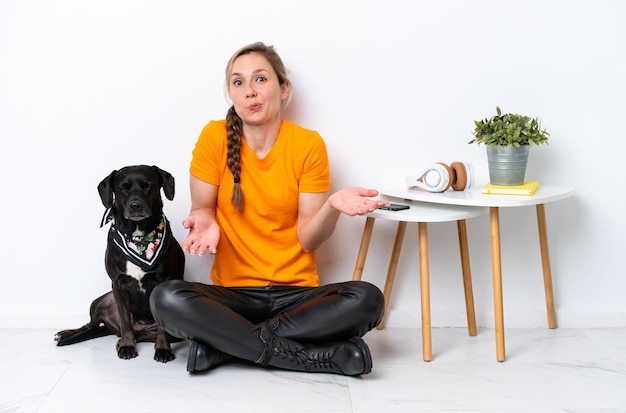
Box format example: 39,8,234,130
328,187,388,216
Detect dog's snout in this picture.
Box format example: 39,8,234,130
129,200,142,212
124,196,150,221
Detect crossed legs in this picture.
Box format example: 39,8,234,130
149,280,384,375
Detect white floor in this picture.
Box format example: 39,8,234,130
1,327,626,413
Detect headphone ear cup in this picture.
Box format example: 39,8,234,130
405,163,451,192
434,162,453,192
449,162,474,191
450,162,467,191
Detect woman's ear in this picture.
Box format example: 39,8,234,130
280,81,291,100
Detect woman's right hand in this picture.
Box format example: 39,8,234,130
181,215,221,256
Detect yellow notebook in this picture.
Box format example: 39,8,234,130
482,180,540,196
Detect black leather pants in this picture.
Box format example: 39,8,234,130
149,280,384,363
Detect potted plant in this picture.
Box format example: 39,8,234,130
468,106,550,185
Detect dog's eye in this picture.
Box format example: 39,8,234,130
139,181,152,191
119,183,131,192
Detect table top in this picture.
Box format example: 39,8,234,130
377,183,574,208
367,200,487,223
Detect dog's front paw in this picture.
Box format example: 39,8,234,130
154,348,175,363
117,346,139,359
116,340,138,360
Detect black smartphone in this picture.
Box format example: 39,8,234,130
379,203,410,211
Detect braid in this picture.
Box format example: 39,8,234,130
223,42,291,211
226,106,244,210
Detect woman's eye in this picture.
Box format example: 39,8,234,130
256,76,267,83
233,79,243,86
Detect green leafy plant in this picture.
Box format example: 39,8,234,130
468,106,550,149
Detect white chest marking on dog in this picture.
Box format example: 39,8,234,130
126,261,147,293
126,227,147,291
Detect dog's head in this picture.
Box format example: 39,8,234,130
98,165,175,222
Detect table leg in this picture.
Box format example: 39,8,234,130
378,221,408,329
457,219,477,337
352,217,376,281
490,207,506,362
536,203,557,329
418,222,432,362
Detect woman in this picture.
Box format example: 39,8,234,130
150,42,386,376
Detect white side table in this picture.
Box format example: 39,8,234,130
377,184,574,361
352,201,487,361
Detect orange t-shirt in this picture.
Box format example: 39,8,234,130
190,119,330,287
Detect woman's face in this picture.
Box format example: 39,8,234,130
228,52,289,126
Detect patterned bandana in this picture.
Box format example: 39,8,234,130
101,208,171,270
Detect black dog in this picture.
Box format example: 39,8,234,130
55,165,185,363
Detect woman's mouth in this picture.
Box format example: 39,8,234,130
248,103,261,111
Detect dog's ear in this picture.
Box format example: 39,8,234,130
152,166,175,201
98,170,117,208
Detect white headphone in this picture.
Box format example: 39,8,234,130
405,162,474,192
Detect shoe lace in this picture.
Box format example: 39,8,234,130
272,342,335,371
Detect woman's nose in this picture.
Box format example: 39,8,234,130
245,85,257,98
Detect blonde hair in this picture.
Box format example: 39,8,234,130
224,42,292,211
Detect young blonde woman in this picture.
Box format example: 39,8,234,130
150,42,386,376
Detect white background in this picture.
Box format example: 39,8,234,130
1,0,624,329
